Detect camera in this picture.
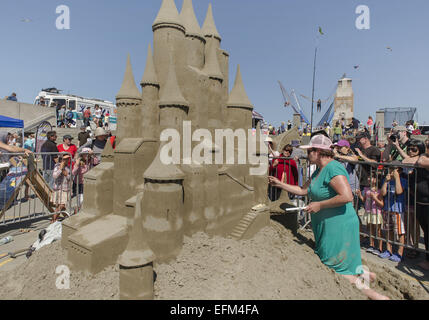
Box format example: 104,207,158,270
389,133,399,142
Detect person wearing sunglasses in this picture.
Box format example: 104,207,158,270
402,140,427,261
392,139,424,162
269,134,388,300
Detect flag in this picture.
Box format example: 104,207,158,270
35,121,52,153
318,27,324,35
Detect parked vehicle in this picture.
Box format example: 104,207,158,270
34,88,117,130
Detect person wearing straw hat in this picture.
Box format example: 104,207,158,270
78,127,108,162
269,134,389,300
265,136,280,162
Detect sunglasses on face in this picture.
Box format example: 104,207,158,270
307,148,317,153
408,147,418,152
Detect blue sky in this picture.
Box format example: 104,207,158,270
1,0,428,126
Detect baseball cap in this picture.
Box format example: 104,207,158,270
300,134,333,150
356,131,371,140
334,139,350,148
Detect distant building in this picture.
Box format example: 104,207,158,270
333,77,354,125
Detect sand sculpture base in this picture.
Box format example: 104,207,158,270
67,214,129,274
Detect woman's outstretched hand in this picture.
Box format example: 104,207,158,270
268,176,281,187
305,202,321,214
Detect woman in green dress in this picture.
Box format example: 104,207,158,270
269,134,389,300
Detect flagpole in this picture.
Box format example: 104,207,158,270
310,46,317,134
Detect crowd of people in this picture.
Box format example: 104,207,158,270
40,126,115,221
265,116,421,143
0,123,115,223
52,103,111,130
267,118,429,291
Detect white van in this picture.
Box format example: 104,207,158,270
34,88,117,130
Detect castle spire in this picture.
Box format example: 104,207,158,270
159,56,188,107
144,141,186,181
202,40,223,81
140,44,159,88
202,3,221,41
116,54,141,101
227,65,253,110
152,0,184,32
180,0,204,40
118,193,156,267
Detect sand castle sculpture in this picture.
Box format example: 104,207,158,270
61,0,273,298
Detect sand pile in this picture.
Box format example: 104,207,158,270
0,242,119,300
154,224,365,300
0,221,426,300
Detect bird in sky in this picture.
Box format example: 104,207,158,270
21,18,32,23
354,65,360,69
318,27,324,35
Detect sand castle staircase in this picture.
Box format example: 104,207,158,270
228,207,270,240
229,211,258,240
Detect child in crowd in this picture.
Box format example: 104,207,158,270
72,148,98,210
379,166,408,262
51,155,71,223
357,172,384,255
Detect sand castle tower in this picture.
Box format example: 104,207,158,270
119,193,155,300
333,77,354,125
63,0,269,276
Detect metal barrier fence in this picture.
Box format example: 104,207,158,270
268,156,429,256
0,151,100,226
2,150,428,257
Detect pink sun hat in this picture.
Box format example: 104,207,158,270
299,134,333,150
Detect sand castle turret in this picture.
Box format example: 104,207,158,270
203,40,223,82
141,142,185,262
140,44,159,89
202,3,221,45
204,40,224,135
180,0,205,69
202,4,224,97
152,0,186,88
64,0,269,280
140,44,160,141
116,54,142,103
116,55,142,141
227,65,254,130
159,55,189,132
119,193,156,300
